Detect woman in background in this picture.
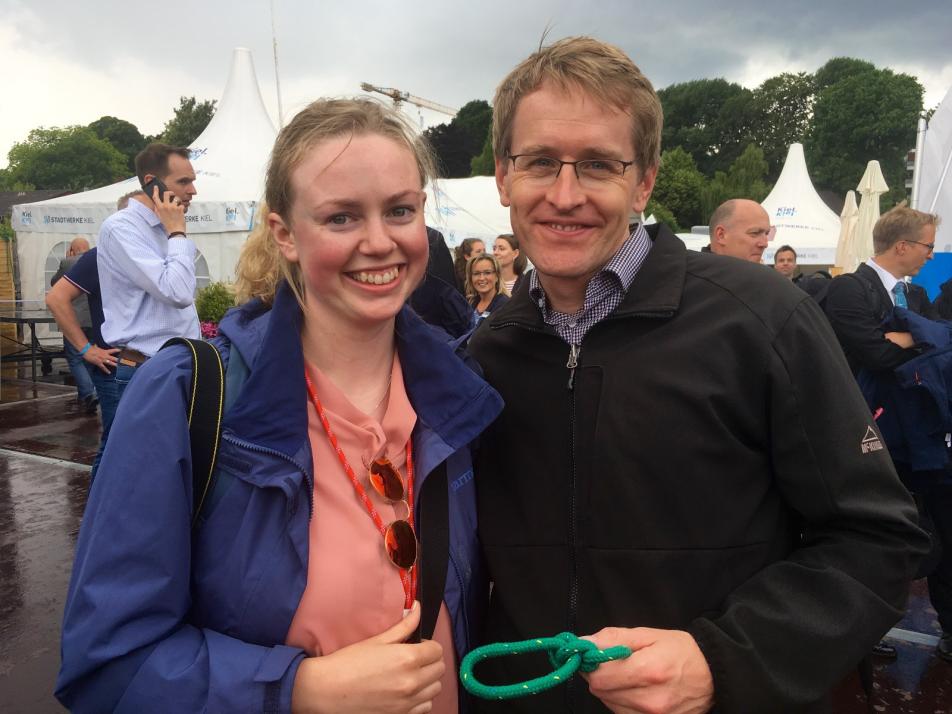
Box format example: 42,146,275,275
466,253,509,323
493,233,526,295
452,237,485,294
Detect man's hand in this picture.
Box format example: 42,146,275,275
884,331,915,349
151,186,187,235
581,627,714,714
84,344,121,373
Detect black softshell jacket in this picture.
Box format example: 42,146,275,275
469,224,927,713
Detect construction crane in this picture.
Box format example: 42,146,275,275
360,83,458,119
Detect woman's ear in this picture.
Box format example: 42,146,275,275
269,212,298,263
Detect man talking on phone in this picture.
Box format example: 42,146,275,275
93,143,200,479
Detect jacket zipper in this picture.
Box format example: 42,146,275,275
221,432,315,520
566,343,580,390
566,341,580,705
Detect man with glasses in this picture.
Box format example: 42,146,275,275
469,36,925,713
825,204,950,663
707,198,774,263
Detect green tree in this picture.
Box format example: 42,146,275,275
658,79,755,176
470,131,494,176
4,126,128,190
161,96,217,147
749,72,815,180
644,199,679,232
0,167,31,190
424,99,492,178
700,144,771,221
651,147,707,230
813,57,876,92
806,67,922,201
88,116,146,172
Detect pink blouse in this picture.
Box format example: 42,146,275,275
286,355,458,713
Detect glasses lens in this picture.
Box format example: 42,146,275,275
513,155,559,178
369,458,405,501
385,519,418,569
577,159,624,180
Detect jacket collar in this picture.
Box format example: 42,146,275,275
485,223,685,332
219,281,502,463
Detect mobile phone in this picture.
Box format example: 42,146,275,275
142,176,170,202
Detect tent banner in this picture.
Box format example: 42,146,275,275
12,200,258,235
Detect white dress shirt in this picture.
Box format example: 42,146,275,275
98,199,200,355
865,258,903,306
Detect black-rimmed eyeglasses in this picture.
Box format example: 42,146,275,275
508,154,634,187
904,239,935,253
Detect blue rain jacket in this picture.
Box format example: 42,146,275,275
57,282,503,713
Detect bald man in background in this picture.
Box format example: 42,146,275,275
708,199,773,263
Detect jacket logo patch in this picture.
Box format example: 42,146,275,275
451,469,474,492
861,426,884,454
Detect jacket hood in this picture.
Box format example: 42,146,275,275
218,281,502,463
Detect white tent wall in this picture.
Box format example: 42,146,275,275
425,176,511,249
915,85,952,250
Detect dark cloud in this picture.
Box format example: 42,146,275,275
2,0,948,161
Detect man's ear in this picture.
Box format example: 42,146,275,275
712,225,726,247
268,212,298,263
631,165,658,214
495,156,512,208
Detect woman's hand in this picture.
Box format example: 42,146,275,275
291,602,445,714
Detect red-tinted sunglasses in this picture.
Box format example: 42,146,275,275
369,456,418,570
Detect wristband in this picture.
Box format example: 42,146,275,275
168,231,187,239
79,342,92,356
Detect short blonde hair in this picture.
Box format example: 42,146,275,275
873,203,941,254
234,98,437,305
492,36,663,175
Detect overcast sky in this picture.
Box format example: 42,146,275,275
3,0,950,170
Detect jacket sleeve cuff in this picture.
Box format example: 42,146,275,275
687,620,724,712
254,645,306,713
166,235,197,259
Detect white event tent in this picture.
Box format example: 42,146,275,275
914,85,952,250
11,47,277,302
425,176,511,249
761,143,842,265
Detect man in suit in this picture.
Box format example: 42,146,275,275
824,203,951,663
825,204,936,375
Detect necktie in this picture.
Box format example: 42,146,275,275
893,282,908,309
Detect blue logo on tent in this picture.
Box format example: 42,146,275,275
775,206,797,218
21,211,32,225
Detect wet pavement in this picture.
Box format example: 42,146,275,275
0,376,950,712
1,381,92,713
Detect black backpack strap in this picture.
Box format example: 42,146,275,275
161,337,225,528
417,460,449,642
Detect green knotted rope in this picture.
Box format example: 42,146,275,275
459,632,632,700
